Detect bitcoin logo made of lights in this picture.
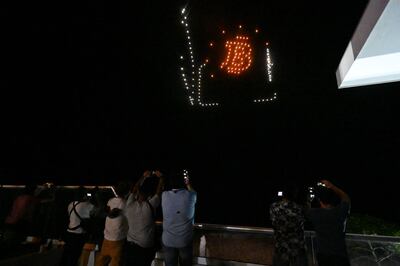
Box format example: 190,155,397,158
220,36,253,75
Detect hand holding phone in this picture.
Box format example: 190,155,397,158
183,169,190,184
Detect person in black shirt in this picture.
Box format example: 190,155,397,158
306,180,351,266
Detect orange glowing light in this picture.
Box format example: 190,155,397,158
211,74,214,78
255,29,259,33
222,30,226,34
220,35,253,75
209,42,214,47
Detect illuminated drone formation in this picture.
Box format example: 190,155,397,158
220,36,253,75
179,8,277,107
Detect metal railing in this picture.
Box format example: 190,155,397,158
188,223,400,266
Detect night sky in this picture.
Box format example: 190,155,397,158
1,0,400,226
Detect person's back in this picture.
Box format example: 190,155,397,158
162,189,196,247
126,196,158,246
95,181,130,266
61,188,94,266
126,176,161,246
103,185,129,241
161,171,196,266
308,202,349,256
306,180,351,266
270,185,307,266
125,170,164,266
3,184,39,245
103,197,127,241
67,200,94,234
104,210,127,241
5,184,38,226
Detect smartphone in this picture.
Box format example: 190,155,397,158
277,191,283,197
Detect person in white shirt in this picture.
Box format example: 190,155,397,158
60,187,94,266
125,170,164,266
95,182,130,266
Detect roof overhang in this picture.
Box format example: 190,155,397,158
336,0,400,89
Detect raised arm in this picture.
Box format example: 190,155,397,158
132,170,152,195
185,178,195,192
154,170,165,196
321,180,350,203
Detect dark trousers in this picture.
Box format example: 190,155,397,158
273,250,308,266
60,232,87,266
317,253,351,266
2,223,27,245
162,244,192,266
126,241,156,266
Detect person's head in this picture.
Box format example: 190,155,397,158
317,187,340,207
93,189,108,206
74,186,88,201
138,176,158,200
114,181,130,198
164,172,186,191
281,184,300,202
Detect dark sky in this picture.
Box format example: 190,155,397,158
2,0,400,224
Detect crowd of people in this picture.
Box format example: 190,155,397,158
1,174,351,266
60,170,196,266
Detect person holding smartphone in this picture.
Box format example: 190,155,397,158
125,170,164,266
306,180,351,266
161,170,196,266
270,184,308,266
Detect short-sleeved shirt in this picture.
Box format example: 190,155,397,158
107,197,126,210
270,200,306,261
125,194,160,248
162,189,197,248
306,201,350,256
104,197,128,241
67,201,94,234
